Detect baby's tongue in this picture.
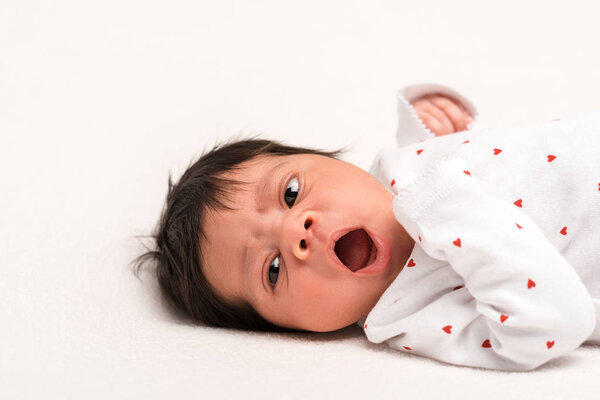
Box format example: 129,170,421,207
334,229,371,272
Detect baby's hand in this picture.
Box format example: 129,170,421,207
412,93,474,136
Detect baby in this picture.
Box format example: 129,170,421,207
136,83,600,371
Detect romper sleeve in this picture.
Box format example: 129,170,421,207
366,156,596,371
396,82,479,147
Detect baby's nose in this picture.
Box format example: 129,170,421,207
304,218,313,230
295,216,313,256
300,217,312,247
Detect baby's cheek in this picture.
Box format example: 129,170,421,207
292,275,365,331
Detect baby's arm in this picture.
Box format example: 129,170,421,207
396,83,479,147
371,156,596,371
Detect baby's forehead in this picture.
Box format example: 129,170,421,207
199,157,280,298
222,154,282,180
205,154,284,214
217,155,281,193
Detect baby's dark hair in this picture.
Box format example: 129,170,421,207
133,136,346,332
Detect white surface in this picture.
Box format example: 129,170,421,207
2,1,600,399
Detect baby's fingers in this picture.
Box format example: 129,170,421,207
412,97,455,136
415,110,452,136
426,94,471,132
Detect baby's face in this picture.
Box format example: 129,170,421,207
201,154,414,332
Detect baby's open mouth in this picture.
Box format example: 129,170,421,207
334,229,377,272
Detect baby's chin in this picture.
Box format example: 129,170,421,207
305,307,376,333
284,313,358,333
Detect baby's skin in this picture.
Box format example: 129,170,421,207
200,94,473,332
411,93,473,136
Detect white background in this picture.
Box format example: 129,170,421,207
2,1,600,399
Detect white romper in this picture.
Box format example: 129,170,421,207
360,83,600,371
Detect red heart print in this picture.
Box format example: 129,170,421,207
493,148,502,155
391,179,396,187
547,341,555,349
442,325,452,334
527,279,536,289
453,238,461,247
500,315,509,323
560,226,567,235
403,346,412,350
463,170,471,176
481,339,491,348
547,155,557,162
516,223,523,229
407,259,416,267
514,199,523,207
364,324,368,329
416,149,423,155
598,183,600,191
463,140,470,144
418,235,422,242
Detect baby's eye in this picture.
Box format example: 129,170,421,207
284,177,299,208
268,255,280,286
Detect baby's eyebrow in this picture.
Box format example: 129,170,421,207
255,159,287,211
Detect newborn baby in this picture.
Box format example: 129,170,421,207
137,83,600,371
